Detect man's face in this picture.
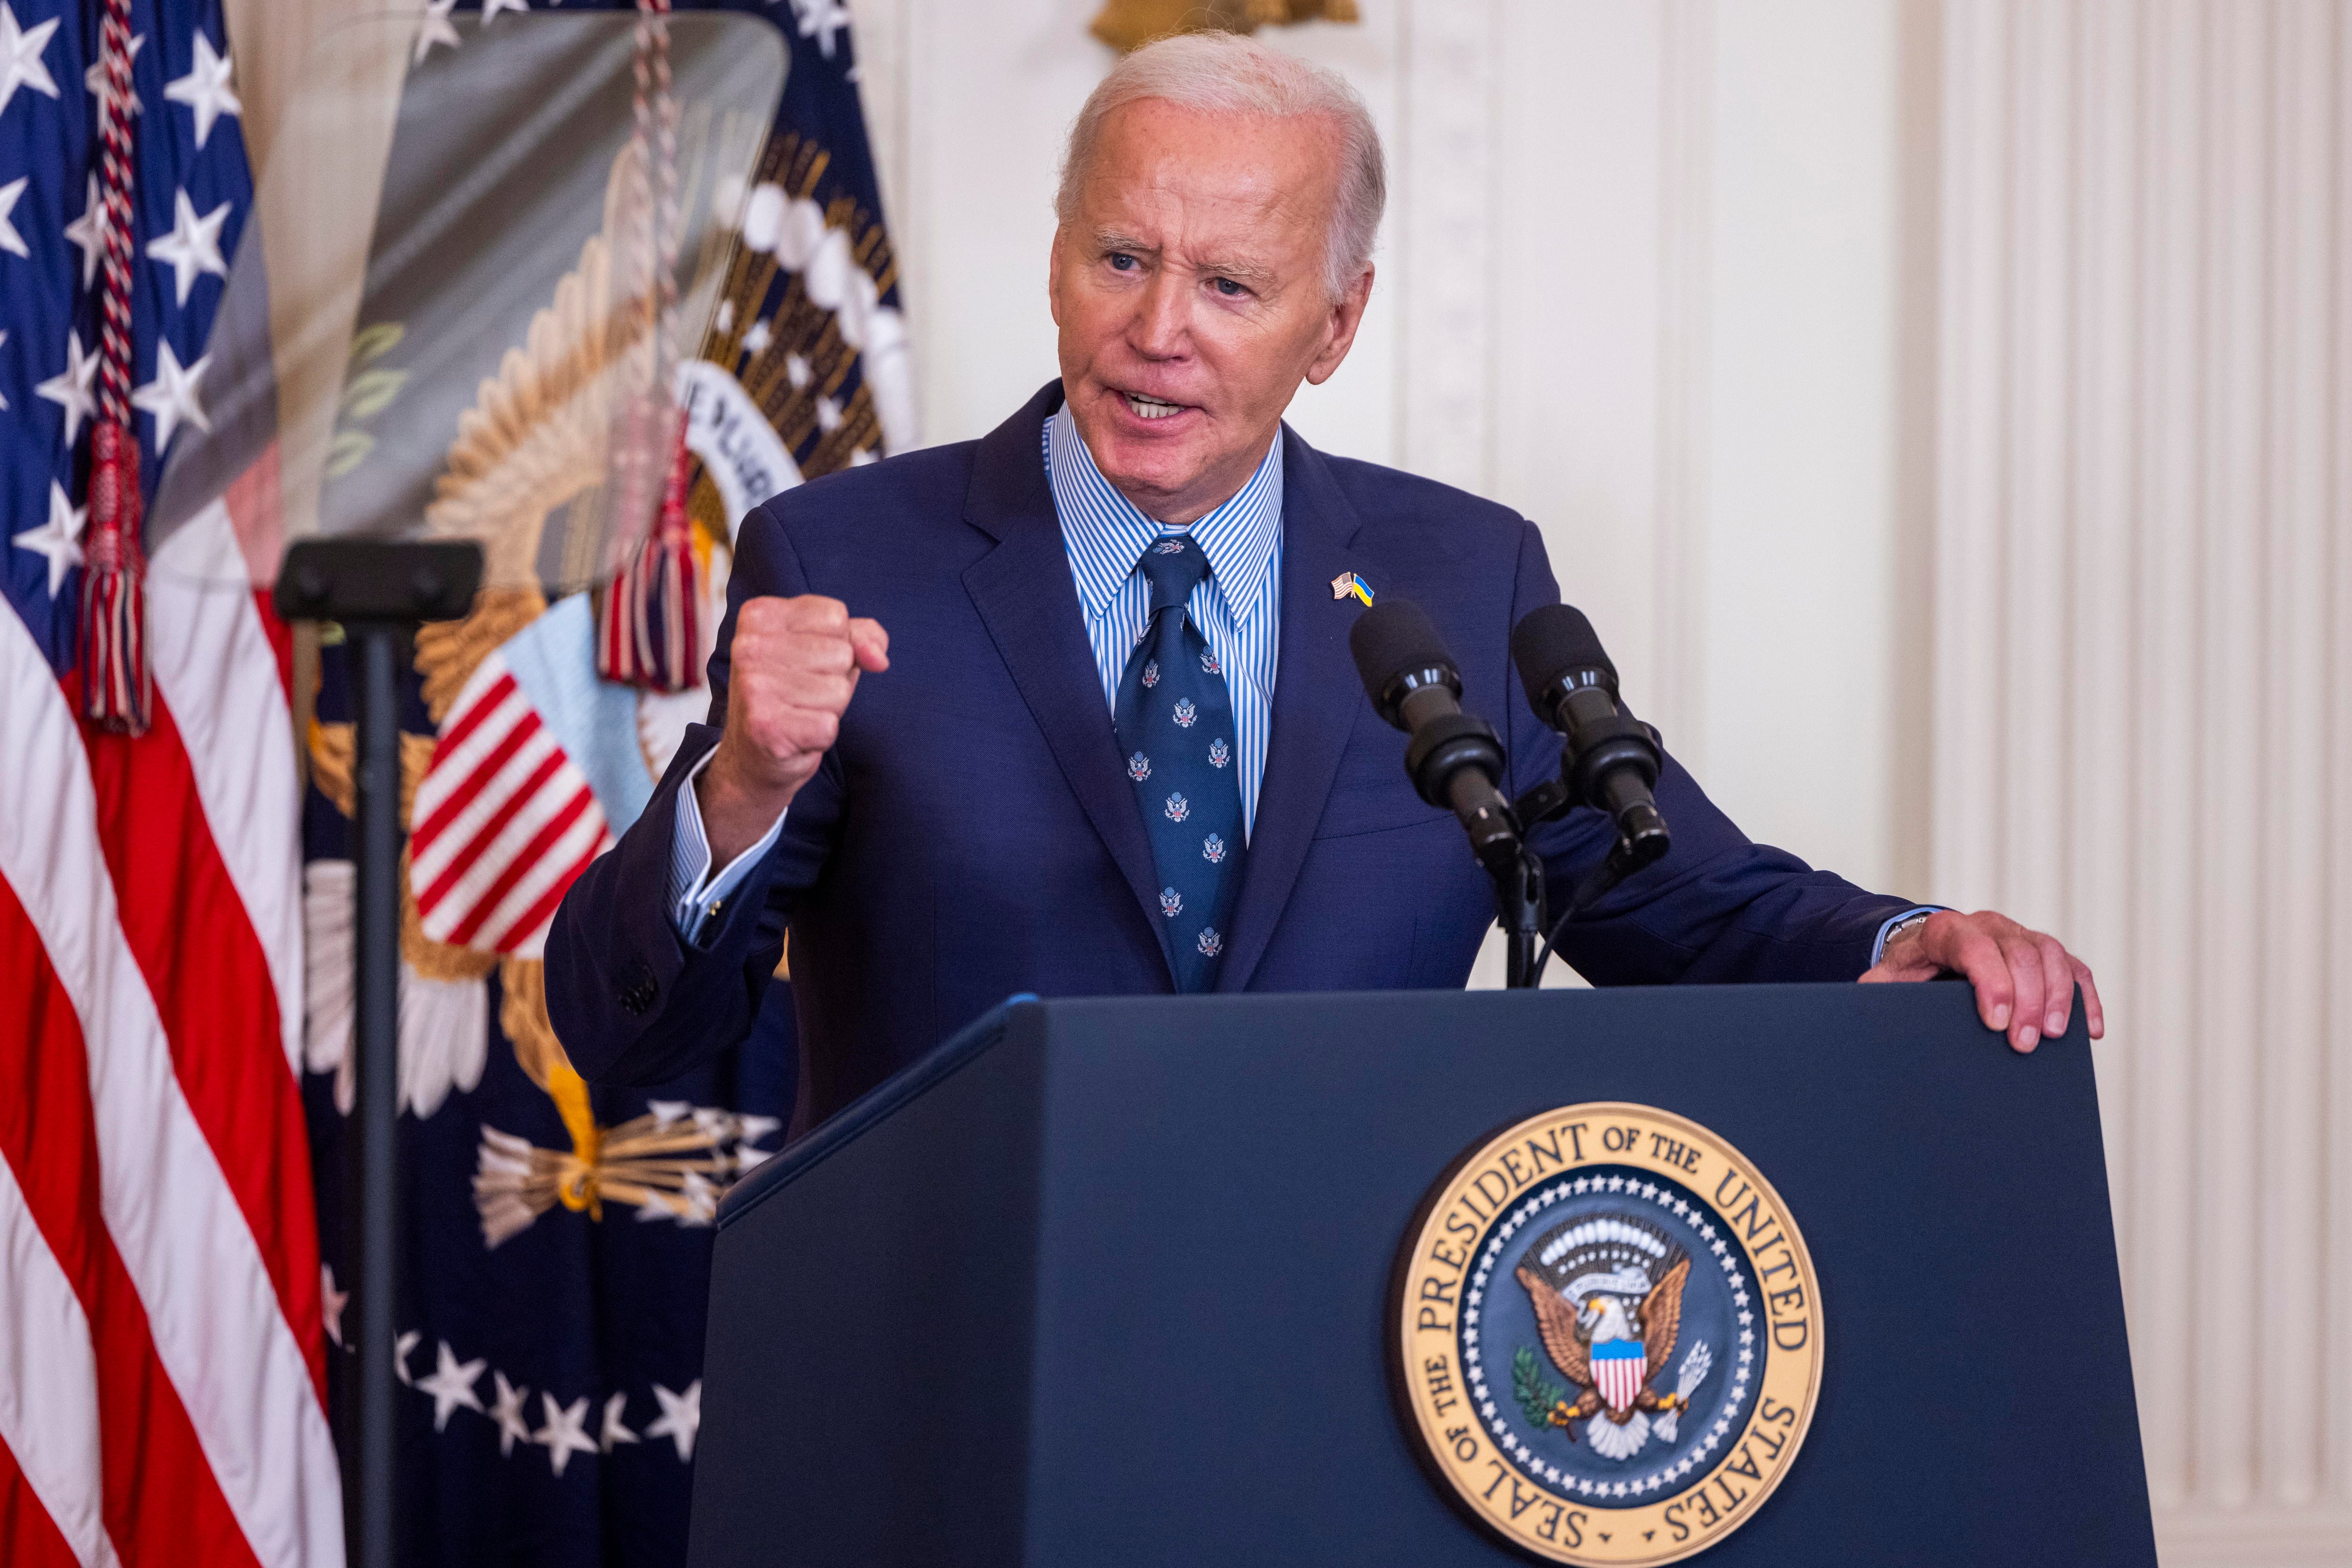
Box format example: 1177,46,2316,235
1049,98,1373,524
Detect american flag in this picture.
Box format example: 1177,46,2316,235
0,2,341,1566
408,649,612,958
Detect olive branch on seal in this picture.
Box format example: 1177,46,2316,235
1513,1345,1567,1430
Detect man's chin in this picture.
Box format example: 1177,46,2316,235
1083,426,1208,509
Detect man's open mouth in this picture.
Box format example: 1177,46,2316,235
1122,391,1187,421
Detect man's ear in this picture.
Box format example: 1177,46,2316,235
1303,263,1375,387
1047,228,1065,327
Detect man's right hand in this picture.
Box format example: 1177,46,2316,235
695,594,890,865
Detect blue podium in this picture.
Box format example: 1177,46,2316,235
690,984,2155,1566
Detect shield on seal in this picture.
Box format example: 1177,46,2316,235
1592,1339,1647,1414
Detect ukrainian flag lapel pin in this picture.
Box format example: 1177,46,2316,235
1330,571,1374,607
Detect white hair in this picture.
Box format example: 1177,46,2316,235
1055,31,1385,301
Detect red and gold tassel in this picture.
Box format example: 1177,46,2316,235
81,0,149,734
597,417,700,690
595,0,700,693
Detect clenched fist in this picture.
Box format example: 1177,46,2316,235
695,595,890,863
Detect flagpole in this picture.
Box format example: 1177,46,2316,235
277,539,483,1568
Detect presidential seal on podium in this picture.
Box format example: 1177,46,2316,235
1390,1104,1823,1565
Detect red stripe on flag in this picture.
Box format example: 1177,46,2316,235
0,873,267,1568
442,785,596,946
413,743,568,915
410,702,539,852
250,591,293,705
0,1436,80,1568
423,670,519,771
481,830,607,955
65,679,327,1401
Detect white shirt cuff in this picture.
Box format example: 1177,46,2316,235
668,747,788,943
1869,906,1946,968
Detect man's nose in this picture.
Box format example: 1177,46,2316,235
1127,272,1191,359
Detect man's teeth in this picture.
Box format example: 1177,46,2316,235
1125,393,1184,420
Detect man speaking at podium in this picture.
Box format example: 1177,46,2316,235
548,32,2100,1131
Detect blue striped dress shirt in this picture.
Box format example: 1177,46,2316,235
667,404,1286,940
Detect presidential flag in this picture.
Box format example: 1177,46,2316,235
298,3,907,1562
0,2,341,1566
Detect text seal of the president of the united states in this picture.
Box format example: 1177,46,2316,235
1391,1104,1822,1565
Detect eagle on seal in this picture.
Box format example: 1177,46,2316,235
1514,1215,1704,1461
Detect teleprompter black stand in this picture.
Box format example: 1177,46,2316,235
274,538,483,1568
688,983,2156,1567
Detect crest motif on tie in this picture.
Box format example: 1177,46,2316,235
1197,928,1223,957
1160,887,1184,917
1165,792,1190,822
1203,833,1226,864
1208,738,1231,768
1201,650,1221,674
1173,698,1199,728
1143,659,1159,689
1128,752,1152,782
1155,539,1186,554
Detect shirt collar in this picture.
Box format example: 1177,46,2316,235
1045,401,1284,625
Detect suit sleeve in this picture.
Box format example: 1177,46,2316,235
1503,520,1918,984
545,501,846,1085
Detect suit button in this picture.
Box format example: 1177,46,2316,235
617,962,658,1016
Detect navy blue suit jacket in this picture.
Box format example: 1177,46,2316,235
548,383,1914,1128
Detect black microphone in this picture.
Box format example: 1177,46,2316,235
1348,600,1520,875
1509,603,1669,864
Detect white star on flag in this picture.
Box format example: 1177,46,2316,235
82,30,143,116
645,1379,701,1463
479,0,529,22
63,173,105,287
146,188,231,307
415,1341,486,1432
491,1372,532,1457
132,338,212,454
599,1391,639,1453
532,1394,598,1478
35,328,97,446
0,174,27,259
790,0,851,59
14,481,86,598
0,3,60,116
394,1330,421,1386
320,1264,349,1347
413,0,461,64
163,31,239,147
740,318,771,356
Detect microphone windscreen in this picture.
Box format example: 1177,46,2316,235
1348,599,1452,703
1510,603,1618,710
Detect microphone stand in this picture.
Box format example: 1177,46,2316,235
1508,760,1673,990
275,538,483,1568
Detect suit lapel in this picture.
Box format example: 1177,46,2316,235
962,384,1176,982
1218,430,1373,992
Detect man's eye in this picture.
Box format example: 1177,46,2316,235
1108,253,1138,272
1212,277,1247,297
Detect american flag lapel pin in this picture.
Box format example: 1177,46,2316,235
1330,571,1374,607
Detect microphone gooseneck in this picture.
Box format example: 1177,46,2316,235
1509,603,1675,986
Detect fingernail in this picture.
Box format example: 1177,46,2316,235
1990,1004,2010,1030
2017,1026,2039,1052
2047,1010,2066,1036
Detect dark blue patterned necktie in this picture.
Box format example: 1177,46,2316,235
1114,534,1247,990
